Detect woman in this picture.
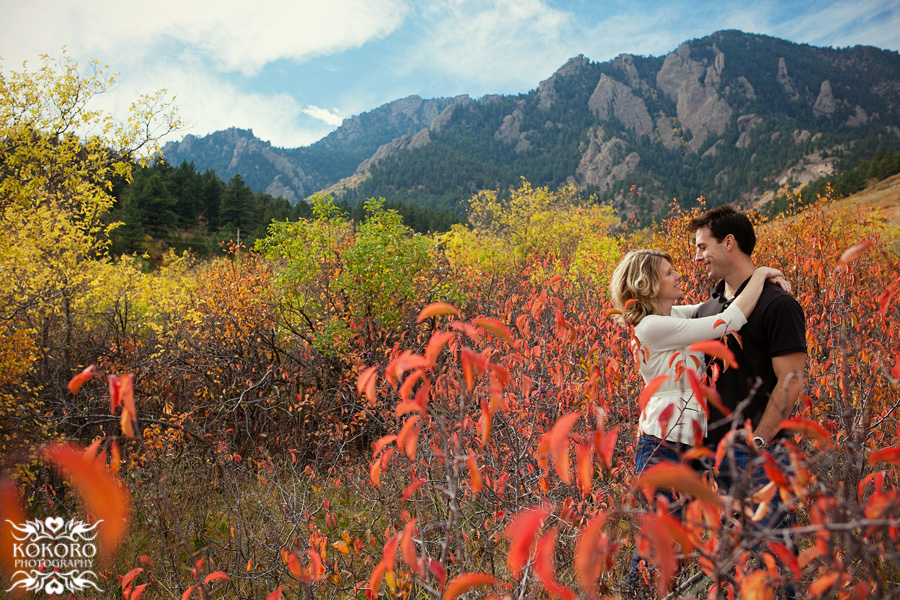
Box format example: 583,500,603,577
609,249,786,473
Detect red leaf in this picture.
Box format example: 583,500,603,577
477,403,492,447
809,572,841,597
779,418,833,447
868,445,900,465
548,412,580,484
638,375,668,413
304,549,325,582
472,318,514,345
381,535,400,572
534,529,576,600
506,506,552,577
43,442,130,562
425,331,455,365
204,571,230,584
402,479,425,501
637,462,720,505
181,586,195,600
575,440,593,498
266,587,283,600
467,451,483,494
67,364,96,394
287,551,303,578
396,416,420,460
367,562,387,599
686,368,708,418
130,583,149,600
416,302,460,322
460,347,486,392
400,519,424,577
689,340,738,369
767,542,801,580
121,567,143,591
836,239,874,271
574,513,613,600
657,403,675,440
595,425,620,470
443,573,500,600
639,513,677,594
428,559,447,590
357,366,378,405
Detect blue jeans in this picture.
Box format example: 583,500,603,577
714,440,795,535
714,440,796,599
628,436,691,591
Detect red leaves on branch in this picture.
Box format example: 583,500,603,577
108,374,138,438
689,340,738,369
506,505,552,577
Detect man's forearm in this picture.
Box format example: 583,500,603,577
755,376,800,441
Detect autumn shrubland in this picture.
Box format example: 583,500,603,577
2,54,900,600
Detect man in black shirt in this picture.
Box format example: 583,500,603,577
690,206,806,591
689,206,807,448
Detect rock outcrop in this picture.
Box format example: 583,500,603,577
777,58,801,100
588,74,654,138
575,127,640,191
536,55,591,111
813,80,836,116
656,43,732,152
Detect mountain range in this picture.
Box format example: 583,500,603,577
161,30,900,222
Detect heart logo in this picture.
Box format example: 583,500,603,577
45,517,64,533
45,579,65,595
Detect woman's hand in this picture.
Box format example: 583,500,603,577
756,266,791,293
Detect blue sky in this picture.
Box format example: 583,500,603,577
2,0,898,149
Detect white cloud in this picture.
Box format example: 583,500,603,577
408,0,576,92
301,106,344,126
0,0,409,75
85,64,335,148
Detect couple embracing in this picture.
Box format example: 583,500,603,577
611,206,806,570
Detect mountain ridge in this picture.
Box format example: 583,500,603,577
161,30,900,221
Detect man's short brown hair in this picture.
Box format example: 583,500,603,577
688,205,756,256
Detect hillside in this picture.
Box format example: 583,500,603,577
833,172,900,249
161,30,900,224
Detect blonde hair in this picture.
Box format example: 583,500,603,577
609,249,673,326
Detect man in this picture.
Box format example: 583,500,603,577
690,205,807,452
690,206,806,596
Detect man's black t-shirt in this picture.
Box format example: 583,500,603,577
694,279,807,446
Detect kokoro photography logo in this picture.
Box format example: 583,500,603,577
5,516,103,595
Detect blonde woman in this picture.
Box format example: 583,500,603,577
609,250,786,472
